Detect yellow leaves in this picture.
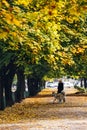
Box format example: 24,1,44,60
0,32,8,40
41,1,65,20
57,51,63,57
3,13,12,24
13,6,21,13
2,0,9,8
49,54,55,61
8,42,18,50
65,2,83,23
69,5,79,15
32,48,39,55
46,22,52,28
0,2,2,8
48,9,58,17
6,41,19,51
6,16,21,26
49,0,56,9
72,47,77,54
66,16,79,23
62,25,77,36
62,58,74,66
51,22,61,32
83,45,87,49
18,0,28,6
45,54,56,67
52,23,58,30
0,0,86,71
11,32,17,37
58,51,75,66
26,12,39,22
57,1,65,10
16,0,32,6
76,47,85,54
1,9,21,26
82,5,87,11
71,46,85,54
26,41,41,56
12,18,21,26
45,21,61,41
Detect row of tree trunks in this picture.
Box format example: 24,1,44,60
0,64,44,110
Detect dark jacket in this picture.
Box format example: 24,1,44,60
57,82,64,93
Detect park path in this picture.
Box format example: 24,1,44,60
0,87,87,130
0,119,87,130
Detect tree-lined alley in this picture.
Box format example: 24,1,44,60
0,0,87,110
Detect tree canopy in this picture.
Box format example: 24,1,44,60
0,0,87,78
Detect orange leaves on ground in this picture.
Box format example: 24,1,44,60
0,88,87,123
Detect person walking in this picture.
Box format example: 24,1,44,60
57,79,65,103
57,79,64,94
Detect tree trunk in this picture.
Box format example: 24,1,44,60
84,78,87,88
0,62,16,108
4,67,16,107
15,69,25,103
81,78,83,87
27,77,39,96
0,77,5,110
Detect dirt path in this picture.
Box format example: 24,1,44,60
0,119,87,130
0,87,87,130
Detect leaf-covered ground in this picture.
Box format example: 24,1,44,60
0,88,87,124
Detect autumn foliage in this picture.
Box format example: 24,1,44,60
0,0,87,110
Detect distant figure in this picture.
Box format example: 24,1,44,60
57,79,64,94
57,79,65,103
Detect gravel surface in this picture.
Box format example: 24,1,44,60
0,119,87,130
